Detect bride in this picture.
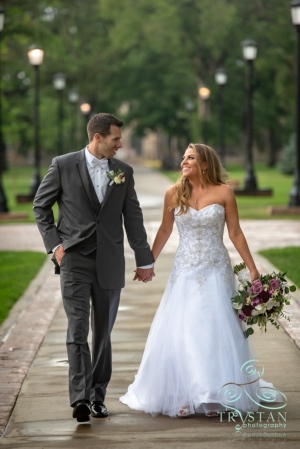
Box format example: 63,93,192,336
120,143,279,418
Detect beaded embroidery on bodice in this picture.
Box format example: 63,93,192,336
170,204,233,287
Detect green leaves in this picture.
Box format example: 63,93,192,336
233,262,247,275
244,327,254,338
2,0,299,156
232,264,296,338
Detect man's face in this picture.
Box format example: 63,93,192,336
96,125,122,159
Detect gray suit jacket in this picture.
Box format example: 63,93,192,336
33,149,154,288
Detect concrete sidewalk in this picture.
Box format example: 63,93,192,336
0,166,300,448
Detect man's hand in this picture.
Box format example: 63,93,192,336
54,244,65,266
133,267,155,283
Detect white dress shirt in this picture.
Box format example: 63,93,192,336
85,147,109,203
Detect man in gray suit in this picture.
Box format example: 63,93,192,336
33,113,155,422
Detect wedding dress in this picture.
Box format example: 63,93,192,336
120,204,281,417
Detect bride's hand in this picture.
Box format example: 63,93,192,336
250,268,260,281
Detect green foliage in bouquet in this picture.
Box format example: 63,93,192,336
232,263,296,338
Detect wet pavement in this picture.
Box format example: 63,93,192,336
0,165,300,448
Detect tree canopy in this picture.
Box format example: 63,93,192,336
0,0,297,161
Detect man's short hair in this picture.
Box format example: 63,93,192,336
87,113,123,141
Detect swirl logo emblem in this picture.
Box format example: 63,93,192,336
218,359,287,432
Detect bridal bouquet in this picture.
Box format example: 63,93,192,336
232,262,296,338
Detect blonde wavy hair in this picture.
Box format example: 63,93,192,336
171,143,228,215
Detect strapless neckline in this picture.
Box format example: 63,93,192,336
189,203,224,213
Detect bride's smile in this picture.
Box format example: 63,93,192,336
181,148,207,180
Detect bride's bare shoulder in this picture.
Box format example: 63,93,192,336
165,185,177,197
216,183,235,196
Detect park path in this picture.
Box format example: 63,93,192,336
0,165,300,448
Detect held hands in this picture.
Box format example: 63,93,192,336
133,267,155,283
54,245,156,282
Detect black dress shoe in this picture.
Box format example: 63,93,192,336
91,402,109,418
72,400,91,422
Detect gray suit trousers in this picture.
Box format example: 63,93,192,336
60,250,120,406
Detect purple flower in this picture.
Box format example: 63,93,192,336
238,312,245,321
257,290,271,303
269,278,280,292
242,305,253,317
251,298,262,307
251,279,264,295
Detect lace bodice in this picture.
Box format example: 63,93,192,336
170,204,234,287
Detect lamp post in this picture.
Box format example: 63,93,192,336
53,73,66,154
68,88,79,151
289,0,300,206
198,86,211,143
214,68,227,164
242,39,258,191
0,7,8,212
80,102,91,117
80,102,91,146
28,46,44,196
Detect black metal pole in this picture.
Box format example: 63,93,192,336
218,85,225,164
70,104,77,152
289,27,300,206
0,31,8,212
203,100,208,143
244,59,258,191
30,64,41,196
73,106,78,150
82,114,90,147
57,90,64,154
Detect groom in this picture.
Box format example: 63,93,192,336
33,113,155,422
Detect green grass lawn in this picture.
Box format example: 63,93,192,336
163,164,299,219
2,166,58,223
0,251,47,325
259,247,300,288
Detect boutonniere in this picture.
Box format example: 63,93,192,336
106,169,125,186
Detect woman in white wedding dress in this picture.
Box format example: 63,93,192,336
120,143,280,418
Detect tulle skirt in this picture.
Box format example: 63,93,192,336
120,267,281,417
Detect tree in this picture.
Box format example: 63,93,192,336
0,0,298,163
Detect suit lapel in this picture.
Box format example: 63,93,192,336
76,149,98,214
